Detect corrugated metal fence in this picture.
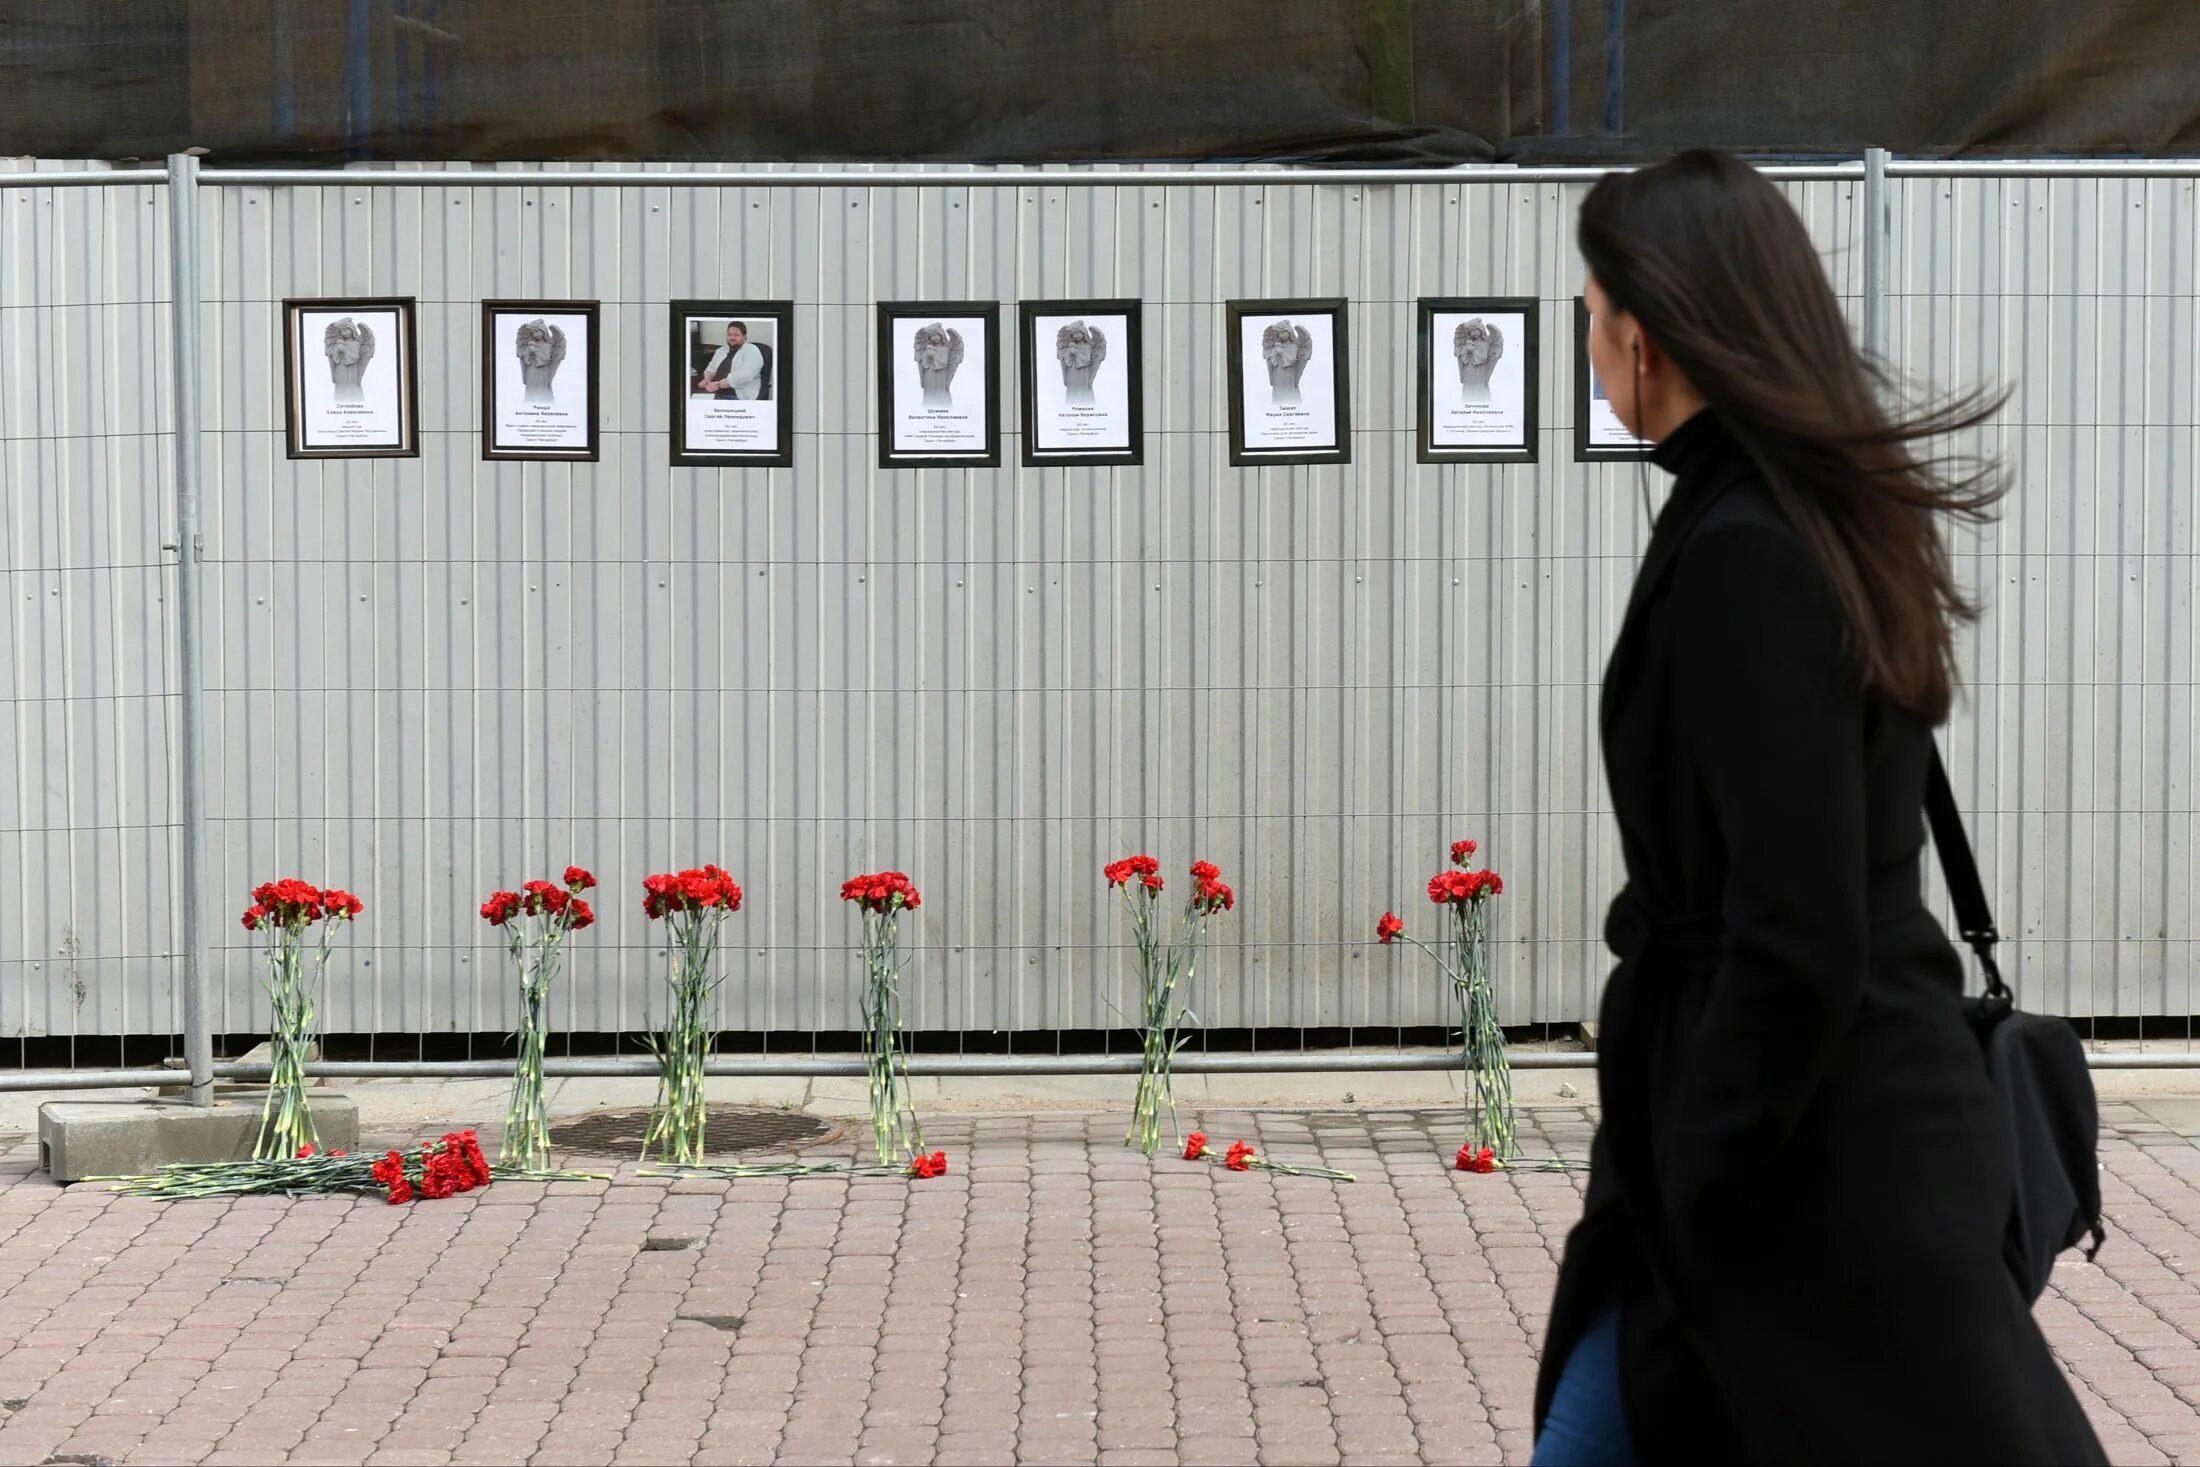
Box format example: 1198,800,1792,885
2,159,2196,1075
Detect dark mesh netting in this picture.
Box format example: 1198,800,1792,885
4,1,2197,166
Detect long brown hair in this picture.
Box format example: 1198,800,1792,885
1578,148,2004,724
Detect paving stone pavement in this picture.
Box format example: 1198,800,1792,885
0,1102,2196,1466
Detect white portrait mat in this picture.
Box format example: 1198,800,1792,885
291,305,409,453
489,309,595,455
889,314,992,455
1236,311,1341,455
681,313,782,456
1028,311,1133,455
1426,310,1530,452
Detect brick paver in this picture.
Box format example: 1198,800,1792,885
0,1103,2194,1465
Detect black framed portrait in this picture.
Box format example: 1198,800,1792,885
281,297,420,460
1416,297,1538,464
877,301,1001,469
670,300,794,468
1573,296,1652,462
1225,298,1351,467
1018,299,1143,467
482,300,601,462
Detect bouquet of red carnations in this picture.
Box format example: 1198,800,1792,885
1182,1131,1355,1182
842,871,924,1164
100,1130,595,1200
482,866,597,1172
1378,838,1515,1161
640,866,744,1164
238,879,363,1160
1104,855,1235,1155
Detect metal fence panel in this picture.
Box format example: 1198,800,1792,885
7,160,2192,1052
1904,173,2200,1036
0,165,178,1057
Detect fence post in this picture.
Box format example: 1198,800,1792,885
1862,146,1891,362
166,153,214,1108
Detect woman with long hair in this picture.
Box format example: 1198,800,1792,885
1532,149,2105,1464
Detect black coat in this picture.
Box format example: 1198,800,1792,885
1534,412,2104,1464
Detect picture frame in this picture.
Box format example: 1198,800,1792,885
669,300,794,468
1017,299,1144,467
281,297,419,459
1416,297,1538,464
877,301,1001,469
1573,296,1653,461
1225,298,1351,467
482,299,601,462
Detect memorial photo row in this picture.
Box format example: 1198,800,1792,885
280,295,1653,467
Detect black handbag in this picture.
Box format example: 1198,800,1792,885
1926,747,2107,1300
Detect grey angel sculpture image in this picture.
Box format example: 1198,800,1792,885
1261,320,1314,406
912,322,966,406
323,318,377,402
1054,319,1108,406
1453,318,1505,403
514,319,568,405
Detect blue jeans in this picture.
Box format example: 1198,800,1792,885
1533,1304,1638,1466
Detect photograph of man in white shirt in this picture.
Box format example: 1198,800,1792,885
694,321,772,400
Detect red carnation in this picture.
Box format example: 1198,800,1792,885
1225,1140,1257,1172
1194,877,1235,913
564,865,596,892
1377,911,1404,944
296,1144,315,1158
1451,839,1478,867
1190,860,1221,882
241,904,270,931
1456,1145,1497,1174
569,898,595,931
843,870,920,913
643,866,743,920
385,1177,414,1205
1183,1131,1209,1161
1104,855,1164,890
908,1150,949,1180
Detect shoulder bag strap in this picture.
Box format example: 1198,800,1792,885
1926,744,2012,1004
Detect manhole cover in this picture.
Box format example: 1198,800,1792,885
547,1106,835,1158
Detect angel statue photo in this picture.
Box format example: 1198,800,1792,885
282,298,417,460
1018,301,1142,468
879,303,998,468
1453,317,1504,403
513,318,568,405
1227,299,1349,466
1415,299,1535,464
482,301,599,461
323,318,376,402
912,321,966,406
1054,319,1107,405
1262,319,1315,406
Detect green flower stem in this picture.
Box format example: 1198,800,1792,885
501,912,575,1172
1393,908,1518,1163
1123,887,1211,1156
861,908,922,1165
644,907,729,1164
253,918,341,1161
1249,1157,1358,1182
641,1162,910,1181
